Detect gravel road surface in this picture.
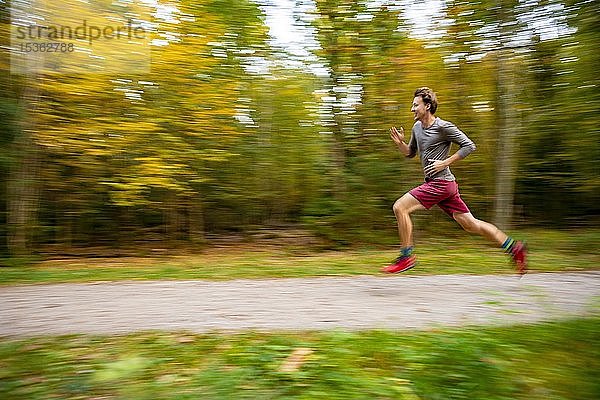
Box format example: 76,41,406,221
1,272,599,336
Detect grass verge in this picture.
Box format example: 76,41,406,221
1,317,598,399
0,229,598,286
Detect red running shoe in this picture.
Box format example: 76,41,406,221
382,255,416,274
511,241,528,275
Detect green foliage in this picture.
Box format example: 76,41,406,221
516,0,600,225
1,318,598,398
1,0,599,254
204,68,327,231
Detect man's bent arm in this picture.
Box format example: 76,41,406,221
440,151,463,168
443,120,476,159
406,129,418,158
424,125,476,176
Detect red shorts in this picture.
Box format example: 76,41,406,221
409,179,470,216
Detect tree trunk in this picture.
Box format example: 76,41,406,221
493,50,518,230
188,195,205,244
7,82,42,257
329,74,348,200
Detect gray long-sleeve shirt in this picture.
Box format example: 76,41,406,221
407,117,476,181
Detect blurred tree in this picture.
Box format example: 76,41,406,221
312,2,407,174
203,68,327,231
310,1,423,240
2,0,45,256
440,0,577,228
6,75,42,256
516,0,600,225
0,2,23,256
1,0,598,256
562,0,600,222
5,0,269,252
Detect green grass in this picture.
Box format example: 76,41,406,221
0,229,598,286
1,317,598,399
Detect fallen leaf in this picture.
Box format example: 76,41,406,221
279,347,313,373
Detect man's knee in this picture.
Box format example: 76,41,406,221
394,194,423,216
393,198,416,217
393,199,405,216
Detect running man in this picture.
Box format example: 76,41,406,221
384,87,527,274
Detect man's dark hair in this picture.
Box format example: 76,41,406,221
414,87,438,114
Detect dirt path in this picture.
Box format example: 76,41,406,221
1,272,599,336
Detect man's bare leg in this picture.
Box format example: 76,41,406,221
452,212,507,245
392,193,426,248
453,211,528,274
383,193,426,273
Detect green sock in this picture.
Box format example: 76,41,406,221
501,237,515,253
400,247,413,257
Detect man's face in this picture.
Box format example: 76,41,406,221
410,96,429,122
